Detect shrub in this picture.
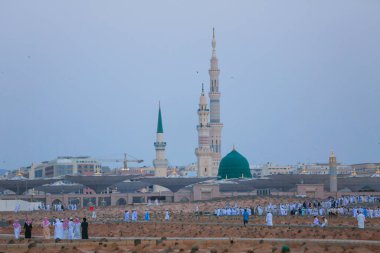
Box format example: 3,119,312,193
134,239,141,246
191,245,199,253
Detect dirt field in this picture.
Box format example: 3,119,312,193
0,197,379,252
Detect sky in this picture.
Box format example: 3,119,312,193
0,1,379,170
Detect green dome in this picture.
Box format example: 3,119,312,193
218,149,252,179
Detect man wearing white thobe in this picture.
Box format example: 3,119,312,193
124,211,130,222
266,211,273,226
54,219,64,239
357,212,366,229
132,210,138,221
68,218,75,240
165,210,170,221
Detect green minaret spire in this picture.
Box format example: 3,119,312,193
157,102,164,133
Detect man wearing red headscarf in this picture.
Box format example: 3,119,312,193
73,217,81,240
42,217,50,239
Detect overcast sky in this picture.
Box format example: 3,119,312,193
0,1,379,170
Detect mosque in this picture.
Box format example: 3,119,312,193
153,28,252,180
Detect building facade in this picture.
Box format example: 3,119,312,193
298,163,352,175
29,157,102,178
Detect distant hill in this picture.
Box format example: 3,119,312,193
0,169,9,176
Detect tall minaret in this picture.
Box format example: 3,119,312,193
329,151,337,193
153,103,168,177
195,84,213,177
208,28,223,176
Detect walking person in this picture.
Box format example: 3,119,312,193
63,218,69,239
144,210,150,221
54,218,63,239
73,217,81,240
165,210,170,221
266,211,273,226
68,217,75,240
13,219,21,239
124,210,130,222
24,218,33,239
42,217,51,239
81,217,88,239
243,209,249,227
357,211,366,229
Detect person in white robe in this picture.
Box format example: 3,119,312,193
63,218,69,239
124,210,130,222
266,211,273,226
357,212,366,229
73,218,81,240
257,206,263,216
54,219,63,239
13,220,21,239
165,210,170,221
132,210,138,221
68,218,75,240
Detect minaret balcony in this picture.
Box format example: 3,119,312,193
154,142,167,148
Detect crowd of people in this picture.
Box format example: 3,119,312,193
9,195,378,240
123,209,171,222
210,195,379,228
12,216,89,240
212,195,380,218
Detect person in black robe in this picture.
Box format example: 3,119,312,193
81,217,88,239
24,219,33,238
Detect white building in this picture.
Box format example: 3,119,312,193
298,163,352,175
250,163,295,178
29,156,102,178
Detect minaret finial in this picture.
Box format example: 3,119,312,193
201,83,204,94
212,28,216,49
232,144,236,150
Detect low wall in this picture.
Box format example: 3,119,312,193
0,199,42,212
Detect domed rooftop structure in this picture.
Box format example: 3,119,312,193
218,148,252,179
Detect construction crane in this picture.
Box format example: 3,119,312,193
96,153,143,174
122,153,143,171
